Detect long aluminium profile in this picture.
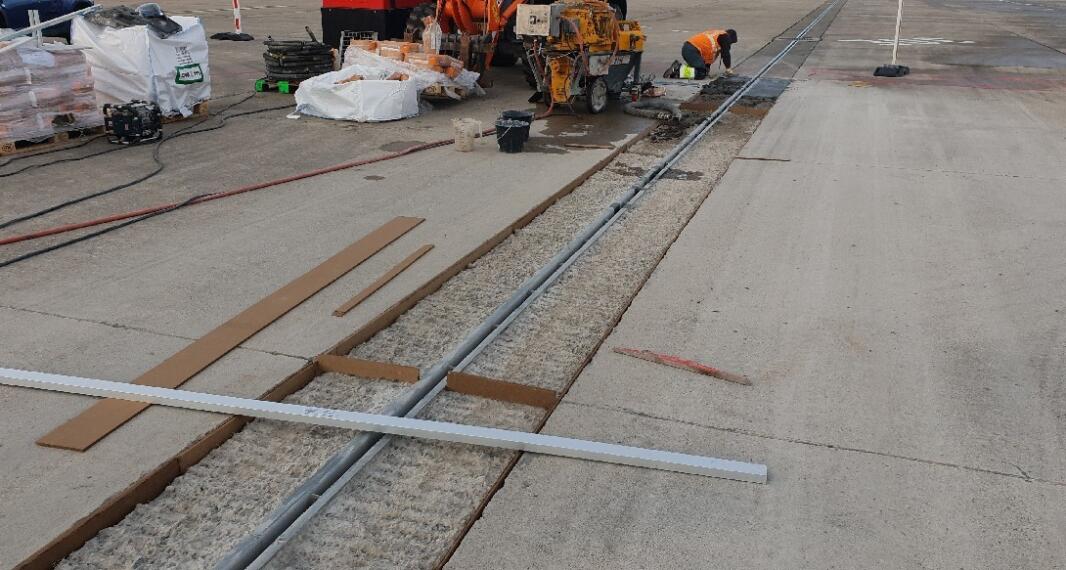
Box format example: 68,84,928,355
0,368,767,483
224,1,844,566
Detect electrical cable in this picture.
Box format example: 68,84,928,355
0,94,287,181
0,194,207,269
0,94,280,230
0,91,256,173
0,126,505,266
0,133,107,171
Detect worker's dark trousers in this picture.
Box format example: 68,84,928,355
682,41,709,79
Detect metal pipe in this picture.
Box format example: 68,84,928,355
0,5,96,43
222,1,845,567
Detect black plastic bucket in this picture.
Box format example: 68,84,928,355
501,110,534,140
496,119,529,153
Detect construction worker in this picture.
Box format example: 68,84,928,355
665,29,738,80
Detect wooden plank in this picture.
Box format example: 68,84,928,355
446,371,559,409
333,244,434,317
613,347,751,385
36,217,424,451
317,355,419,383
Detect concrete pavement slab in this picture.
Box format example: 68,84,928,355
448,0,1066,566
0,115,642,358
449,403,1066,569
563,155,1066,482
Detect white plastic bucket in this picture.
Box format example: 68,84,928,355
452,118,482,152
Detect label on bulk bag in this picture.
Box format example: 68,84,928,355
173,46,204,84
175,64,204,84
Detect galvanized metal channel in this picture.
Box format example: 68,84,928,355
220,2,845,567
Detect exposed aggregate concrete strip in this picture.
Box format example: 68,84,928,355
267,392,541,570
59,374,409,570
59,112,760,569
268,114,760,569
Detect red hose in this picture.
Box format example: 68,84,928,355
0,132,494,247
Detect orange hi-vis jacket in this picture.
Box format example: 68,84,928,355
687,29,729,65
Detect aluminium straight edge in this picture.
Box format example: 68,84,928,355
0,367,768,485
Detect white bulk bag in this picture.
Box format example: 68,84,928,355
71,15,210,117
294,69,420,122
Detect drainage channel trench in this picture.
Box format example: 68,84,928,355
57,4,841,568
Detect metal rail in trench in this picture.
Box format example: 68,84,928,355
219,2,844,567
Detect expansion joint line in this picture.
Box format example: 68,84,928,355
568,400,1066,488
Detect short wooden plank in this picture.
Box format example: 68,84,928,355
334,244,434,317
446,371,559,409
316,355,419,383
613,347,751,385
36,216,424,451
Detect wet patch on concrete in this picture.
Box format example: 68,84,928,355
521,139,570,155
379,140,427,152
364,175,386,181
691,75,790,111
650,76,786,143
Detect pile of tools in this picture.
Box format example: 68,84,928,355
263,36,334,83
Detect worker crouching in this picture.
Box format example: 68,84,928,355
666,28,738,80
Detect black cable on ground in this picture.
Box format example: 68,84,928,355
0,94,288,179
0,140,125,179
0,95,290,230
0,133,108,170
0,91,253,171
0,194,208,269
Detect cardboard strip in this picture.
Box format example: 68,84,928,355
37,216,424,452
446,371,559,409
15,125,655,570
317,355,419,383
334,244,434,317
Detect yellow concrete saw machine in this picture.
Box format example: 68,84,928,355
516,1,645,113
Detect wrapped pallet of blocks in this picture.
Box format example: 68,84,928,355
0,43,104,149
70,15,211,117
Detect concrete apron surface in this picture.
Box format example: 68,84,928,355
0,53,646,570
448,0,1066,568
0,0,828,566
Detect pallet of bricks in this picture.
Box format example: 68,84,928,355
345,38,469,98
0,43,104,156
